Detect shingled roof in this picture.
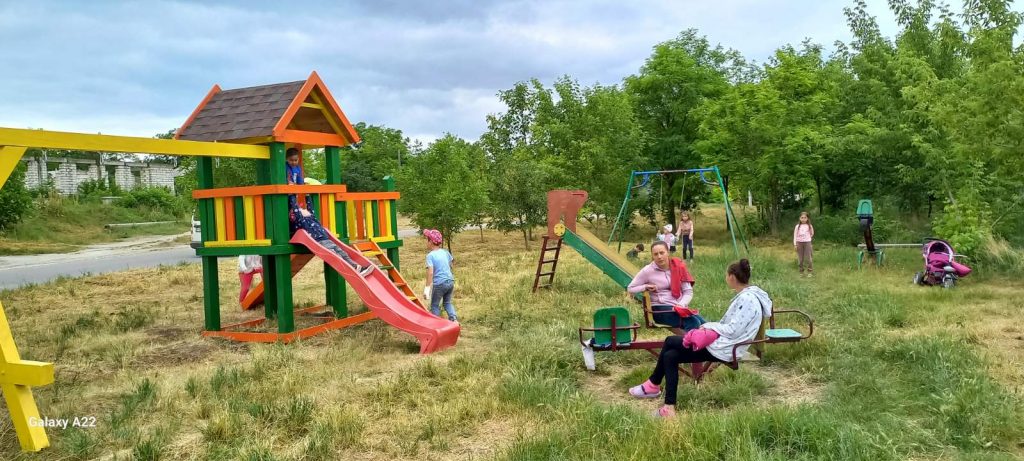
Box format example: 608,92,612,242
176,81,304,142
176,71,360,147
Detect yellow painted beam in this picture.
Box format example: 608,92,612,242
0,146,28,190
0,301,53,452
300,102,324,110
202,239,271,248
0,127,269,159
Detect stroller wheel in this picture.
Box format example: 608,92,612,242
913,271,923,286
942,275,956,289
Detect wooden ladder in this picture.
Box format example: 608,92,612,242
352,240,426,310
532,236,563,292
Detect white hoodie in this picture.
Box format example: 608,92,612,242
701,286,773,362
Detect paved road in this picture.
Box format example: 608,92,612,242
0,229,422,290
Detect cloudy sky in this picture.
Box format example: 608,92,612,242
0,0,905,144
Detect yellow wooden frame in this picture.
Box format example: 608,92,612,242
0,127,269,159
0,301,54,452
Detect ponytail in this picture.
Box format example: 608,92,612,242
727,258,751,284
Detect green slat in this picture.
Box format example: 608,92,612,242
234,196,246,241
195,244,298,257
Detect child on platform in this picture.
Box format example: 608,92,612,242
284,149,372,276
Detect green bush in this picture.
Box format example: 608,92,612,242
118,187,188,216
77,178,122,198
0,162,32,231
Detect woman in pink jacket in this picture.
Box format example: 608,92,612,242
627,241,705,333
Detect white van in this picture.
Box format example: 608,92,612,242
190,213,202,249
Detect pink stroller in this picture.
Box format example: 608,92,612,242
913,238,971,289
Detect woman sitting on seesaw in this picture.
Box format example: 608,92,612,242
627,241,705,334
629,258,773,418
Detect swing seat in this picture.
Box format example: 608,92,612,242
765,328,803,341
592,307,634,347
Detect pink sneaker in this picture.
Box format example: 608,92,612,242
628,381,661,399
652,405,676,418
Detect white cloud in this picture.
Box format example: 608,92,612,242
0,0,917,143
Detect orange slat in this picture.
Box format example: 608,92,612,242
224,197,236,241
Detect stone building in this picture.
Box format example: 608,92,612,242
21,157,182,195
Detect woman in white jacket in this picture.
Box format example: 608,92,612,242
629,258,773,418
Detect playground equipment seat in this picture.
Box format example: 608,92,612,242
703,306,814,377
578,307,641,370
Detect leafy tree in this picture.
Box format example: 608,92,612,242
625,29,747,224
398,134,489,250
0,161,32,231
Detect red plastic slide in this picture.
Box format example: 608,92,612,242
289,230,460,354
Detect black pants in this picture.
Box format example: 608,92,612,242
649,335,721,405
681,236,694,259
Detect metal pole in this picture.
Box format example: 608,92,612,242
608,172,636,251
715,166,741,257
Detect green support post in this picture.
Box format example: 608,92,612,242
196,157,221,331
262,254,277,319
371,200,381,238
233,196,246,240
267,143,294,328
714,166,747,257
608,172,636,251
201,257,220,331
384,176,400,270
324,146,346,317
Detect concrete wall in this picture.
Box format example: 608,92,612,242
21,157,183,195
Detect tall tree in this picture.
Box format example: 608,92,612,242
398,134,489,250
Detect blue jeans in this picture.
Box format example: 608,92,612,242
430,280,457,321
651,305,705,330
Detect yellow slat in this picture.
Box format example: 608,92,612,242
203,239,272,248
364,201,374,238
347,201,356,238
0,127,269,159
214,197,226,242
327,197,337,234
243,196,256,241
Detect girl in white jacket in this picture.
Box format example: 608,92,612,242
238,255,263,304
629,258,772,418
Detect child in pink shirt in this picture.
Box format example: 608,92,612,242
793,212,814,277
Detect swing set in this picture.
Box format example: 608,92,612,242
607,166,749,257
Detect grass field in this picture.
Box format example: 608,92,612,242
0,209,1022,460
0,198,188,255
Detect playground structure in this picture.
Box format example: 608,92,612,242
855,199,925,268
535,189,812,380
607,167,748,257
0,72,458,452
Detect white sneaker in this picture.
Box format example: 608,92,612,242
358,265,374,277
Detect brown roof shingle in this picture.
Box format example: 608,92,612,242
177,80,305,142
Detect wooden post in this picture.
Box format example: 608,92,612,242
196,157,221,331
0,301,54,452
268,143,294,331
384,176,401,270
324,146,347,317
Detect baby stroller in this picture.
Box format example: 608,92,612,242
913,238,971,289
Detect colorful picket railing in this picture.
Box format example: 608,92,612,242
193,185,349,247
337,191,400,243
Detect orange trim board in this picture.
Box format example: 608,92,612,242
271,71,361,145
176,84,222,139
275,130,347,147
192,184,348,199
336,191,400,200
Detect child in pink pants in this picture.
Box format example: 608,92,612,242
238,255,263,304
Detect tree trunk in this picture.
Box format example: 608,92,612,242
521,228,529,250
815,174,823,215
479,223,484,241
